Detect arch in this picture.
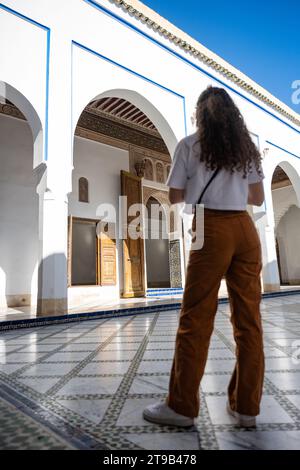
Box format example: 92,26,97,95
146,195,168,227
274,161,300,206
0,84,39,309
0,81,43,167
144,190,170,221
271,162,300,286
276,205,300,285
73,88,178,158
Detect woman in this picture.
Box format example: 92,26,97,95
143,86,265,428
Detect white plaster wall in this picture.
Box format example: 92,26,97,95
68,135,129,305
0,5,47,135
0,114,38,307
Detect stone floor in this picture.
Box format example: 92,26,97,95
0,294,300,450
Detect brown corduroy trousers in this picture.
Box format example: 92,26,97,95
166,208,264,418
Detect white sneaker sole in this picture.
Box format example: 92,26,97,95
226,402,256,428
143,410,194,427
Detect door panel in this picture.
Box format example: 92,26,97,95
98,222,117,286
121,170,145,297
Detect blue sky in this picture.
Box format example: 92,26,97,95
142,0,300,113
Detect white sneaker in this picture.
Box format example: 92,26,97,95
143,401,195,427
226,401,256,428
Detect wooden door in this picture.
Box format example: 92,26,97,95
98,222,117,286
121,170,145,297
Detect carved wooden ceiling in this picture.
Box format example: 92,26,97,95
88,97,157,133
271,166,291,189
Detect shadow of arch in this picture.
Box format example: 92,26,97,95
0,82,41,311
0,81,44,167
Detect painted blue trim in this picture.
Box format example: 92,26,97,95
266,140,300,160
72,41,184,100
72,40,187,136
0,3,50,161
0,2,49,30
45,28,51,161
84,0,300,137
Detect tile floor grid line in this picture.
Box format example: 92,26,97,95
209,422,300,433
2,365,146,446
9,318,116,379
0,322,84,357
263,378,300,425
159,320,219,450
214,326,300,429
45,316,137,396
93,313,160,433
90,311,216,450
108,424,202,435
263,336,294,357
219,310,294,358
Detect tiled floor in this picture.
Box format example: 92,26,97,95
1,294,300,450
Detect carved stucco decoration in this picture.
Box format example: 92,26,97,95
143,186,177,233
144,158,154,180
134,159,146,177
0,103,25,120
156,162,165,183
77,111,169,154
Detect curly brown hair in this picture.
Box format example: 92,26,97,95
195,86,262,178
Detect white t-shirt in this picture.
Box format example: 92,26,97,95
166,132,264,211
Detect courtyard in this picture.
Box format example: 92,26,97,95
0,293,300,450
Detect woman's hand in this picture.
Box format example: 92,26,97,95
168,188,185,205
248,182,265,206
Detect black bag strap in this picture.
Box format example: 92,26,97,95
197,168,220,205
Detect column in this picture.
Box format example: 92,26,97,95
36,182,69,316
35,32,72,315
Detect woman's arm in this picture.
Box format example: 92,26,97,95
248,181,265,206
168,188,185,205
